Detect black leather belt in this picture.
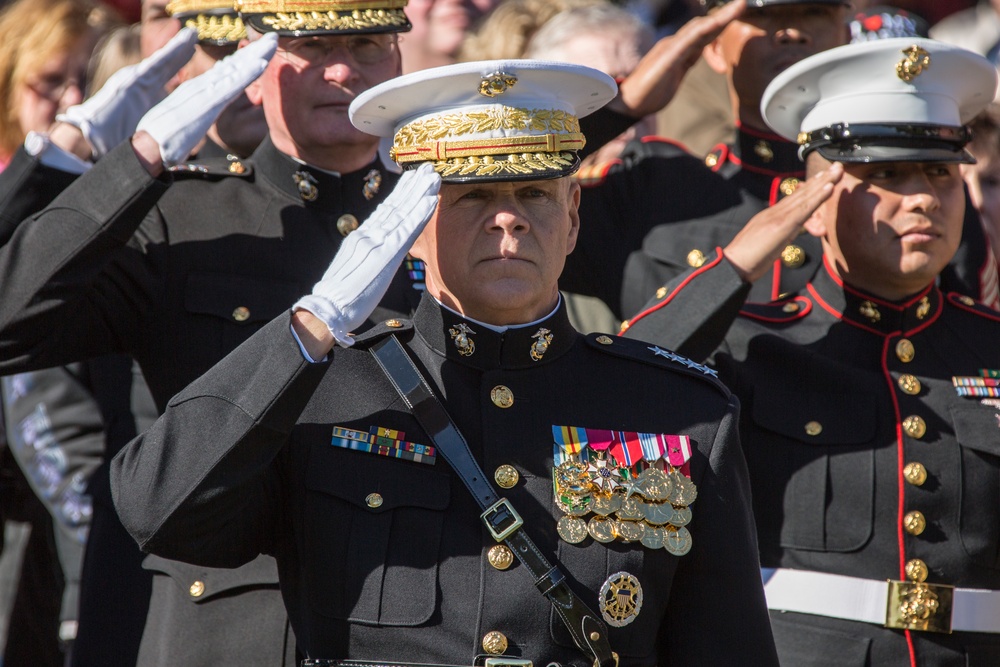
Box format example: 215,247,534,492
370,336,617,667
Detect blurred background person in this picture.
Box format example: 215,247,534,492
0,0,119,170
399,0,499,73
459,0,602,62
964,103,1000,272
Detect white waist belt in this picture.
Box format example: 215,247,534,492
762,568,1000,634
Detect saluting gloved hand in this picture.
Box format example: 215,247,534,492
135,33,278,167
56,28,198,160
293,164,442,348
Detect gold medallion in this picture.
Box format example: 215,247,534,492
479,71,517,97
555,494,591,517
916,296,930,320
587,515,617,543
591,492,622,517
640,524,665,550
663,526,693,556
529,328,553,361
627,466,673,501
554,461,591,496
859,300,881,323
641,501,673,526
896,45,931,83
490,385,514,408
293,170,319,201
599,572,643,627
896,338,915,362
616,496,645,521
667,469,698,506
667,505,692,528
449,323,476,356
557,515,589,544
615,519,646,543
487,544,514,570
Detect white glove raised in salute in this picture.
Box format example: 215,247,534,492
294,163,443,348
136,33,277,167
57,28,197,159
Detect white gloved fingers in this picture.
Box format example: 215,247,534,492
136,33,278,166
293,163,442,347
57,28,198,158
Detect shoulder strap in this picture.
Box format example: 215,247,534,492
369,335,617,667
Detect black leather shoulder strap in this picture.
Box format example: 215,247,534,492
369,335,617,667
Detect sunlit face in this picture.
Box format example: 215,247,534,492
806,154,966,300
141,0,181,57
247,33,401,163
410,177,581,325
399,0,498,69
16,39,92,135
706,4,849,125
961,153,1000,264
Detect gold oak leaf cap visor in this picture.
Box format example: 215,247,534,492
236,0,410,37
349,59,618,183
167,0,247,44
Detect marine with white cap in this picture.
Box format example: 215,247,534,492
110,59,778,666
630,37,1000,665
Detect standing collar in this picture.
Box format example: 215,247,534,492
807,256,942,336
412,292,579,371
730,123,804,176
250,136,387,211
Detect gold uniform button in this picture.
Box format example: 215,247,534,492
781,244,805,269
958,295,976,306
902,415,927,439
903,462,928,486
897,374,921,395
494,464,519,489
686,249,706,268
385,319,403,328
228,160,246,174
704,153,719,168
904,511,926,536
482,631,508,655
905,558,929,582
896,338,915,363
487,545,514,570
782,302,800,313
804,421,823,436
189,580,205,598
595,335,613,345
232,306,250,322
655,286,668,299
337,213,360,237
365,493,383,508
490,385,514,408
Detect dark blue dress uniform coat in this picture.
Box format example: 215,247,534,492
110,294,777,666
570,129,997,358
0,137,413,666
630,258,1000,666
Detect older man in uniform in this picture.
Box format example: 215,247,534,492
110,60,777,666
628,38,1000,665
0,0,417,664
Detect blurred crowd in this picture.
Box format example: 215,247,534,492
2,0,1000,666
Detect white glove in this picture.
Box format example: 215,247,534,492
57,28,198,159
135,33,278,167
294,164,443,348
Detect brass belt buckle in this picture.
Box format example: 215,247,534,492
884,579,955,633
484,659,532,667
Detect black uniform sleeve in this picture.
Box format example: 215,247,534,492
660,394,778,666
110,312,328,567
0,141,169,374
622,250,751,362
0,147,79,245
578,106,638,161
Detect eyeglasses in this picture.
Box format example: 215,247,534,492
25,72,86,102
277,34,397,68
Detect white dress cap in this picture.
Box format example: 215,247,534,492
762,38,998,163
350,60,617,182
